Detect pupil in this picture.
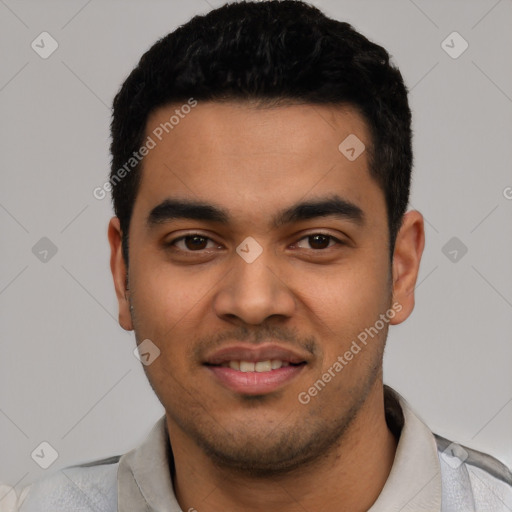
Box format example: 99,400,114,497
186,236,206,250
310,234,329,249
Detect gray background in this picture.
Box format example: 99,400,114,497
1,0,511,497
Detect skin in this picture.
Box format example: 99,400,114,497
109,101,425,512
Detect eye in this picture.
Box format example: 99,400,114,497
168,234,219,252
166,232,344,254
295,233,342,250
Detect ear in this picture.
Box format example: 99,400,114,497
108,217,133,331
389,210,425,325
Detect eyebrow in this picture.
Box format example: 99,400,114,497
146,195,364,229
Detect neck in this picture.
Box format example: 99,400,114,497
168,383,397,512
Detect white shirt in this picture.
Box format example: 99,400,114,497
16,386,512,511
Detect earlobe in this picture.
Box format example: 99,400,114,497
390,210,425,325
107,217,134,331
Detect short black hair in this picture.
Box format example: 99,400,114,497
110,0,412,265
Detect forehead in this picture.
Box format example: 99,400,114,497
145,100,369,159
133,101,384,230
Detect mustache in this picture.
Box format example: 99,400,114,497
192,325,318,362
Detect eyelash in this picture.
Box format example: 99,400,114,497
166,232,344,252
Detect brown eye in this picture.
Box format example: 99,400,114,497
183,235,208,250
169,234,218,252
308,234,331,249
296,234,340,250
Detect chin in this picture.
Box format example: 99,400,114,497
184,412,354,478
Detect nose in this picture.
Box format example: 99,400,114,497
212,244,296,325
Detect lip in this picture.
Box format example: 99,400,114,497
203,343,310,395
204,343,310,366
206,364,306,395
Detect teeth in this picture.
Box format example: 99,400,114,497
223,360,290,372
239,361,256,372
255,360,272,372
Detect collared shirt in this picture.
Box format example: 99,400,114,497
18,386,512,511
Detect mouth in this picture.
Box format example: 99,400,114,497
203,345,309,395
209,359,304,372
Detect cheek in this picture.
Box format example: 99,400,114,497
307,275,390,392
308,262,389,329
131,257,213,330
129,261,217,382
131,269,206,400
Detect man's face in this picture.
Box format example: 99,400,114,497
113,101,404,473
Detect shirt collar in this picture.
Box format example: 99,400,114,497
117,416,181,511
368,386,442,511
118,386,442,511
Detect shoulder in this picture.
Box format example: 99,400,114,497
18,455,120,512
435,434,512,510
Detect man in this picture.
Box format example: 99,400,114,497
18,1,512,510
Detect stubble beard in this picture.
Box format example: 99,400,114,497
165,357,383,479
128,294,388,478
